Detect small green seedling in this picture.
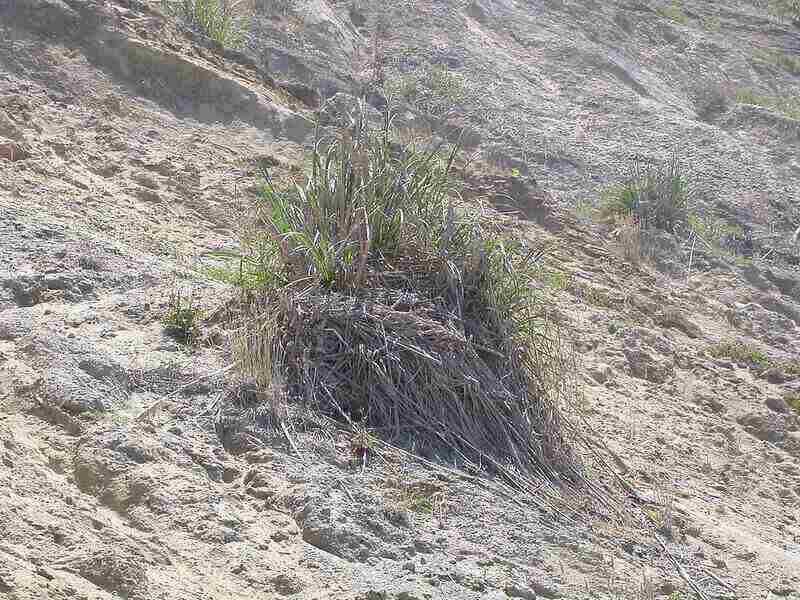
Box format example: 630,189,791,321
162,288,202,343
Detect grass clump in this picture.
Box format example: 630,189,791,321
573,282,614,308
701,15,722,32
735,88,800,120
162,288,202,342
543,269,569,291
386,64,476,120
694,83,732,120
599,155,693,233
397,486,440,514
767,0,800,24
754,48,800,75
688,213,749,254
656,3,689,25
574,198,596,222
215,105,579,481
780,359,800,376
786,394,800,415
707,340,769,367
775,53,800,74
709,341,800,375
166,0,249,48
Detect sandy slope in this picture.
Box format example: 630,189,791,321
1,0,799,598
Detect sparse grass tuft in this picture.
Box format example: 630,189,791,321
782,359,800,376
775,53,800,74
688,213,749,255
656,3,689,25
162,288,202,342
386,64,476,120
212,104,580,482
573,282,614,308
78,255,103,271
384,480,447,526
543,269,569,291
166,0,249,48
735,87,800,120
735,87,765,106
767,0,800,24
694,83,731,120
707,340,769,367
708,341,800,376
754,48,800,75
599,155,693,233
786,394,800,414
700,15,722,32
705,340,800,374
398,488,437,514
574,198,596,222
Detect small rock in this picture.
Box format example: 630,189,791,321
656,309,703,338
766,396,791,414
222,466,240,483
134,186,160,202
360,591,388,600
2,276,42,307
762,367,789,384
279,81,320,106
771,585,798,597
739,264,775,293
245,449,277,463
221,527,238,543
0,140,30,161
657,582,678,596
589,363,613,384
203,462,224,482
506,584,537,599
246,486,274,501
271,573,304,595
271,530,290,542
529,580,563,598
132,172,159,189
738,412,787,444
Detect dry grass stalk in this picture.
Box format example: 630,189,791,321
612,213,643,264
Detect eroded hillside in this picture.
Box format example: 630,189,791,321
1,1,800,599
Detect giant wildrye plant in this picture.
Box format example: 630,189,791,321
210,102,581,485
600,154,694,233
167,0,249,48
